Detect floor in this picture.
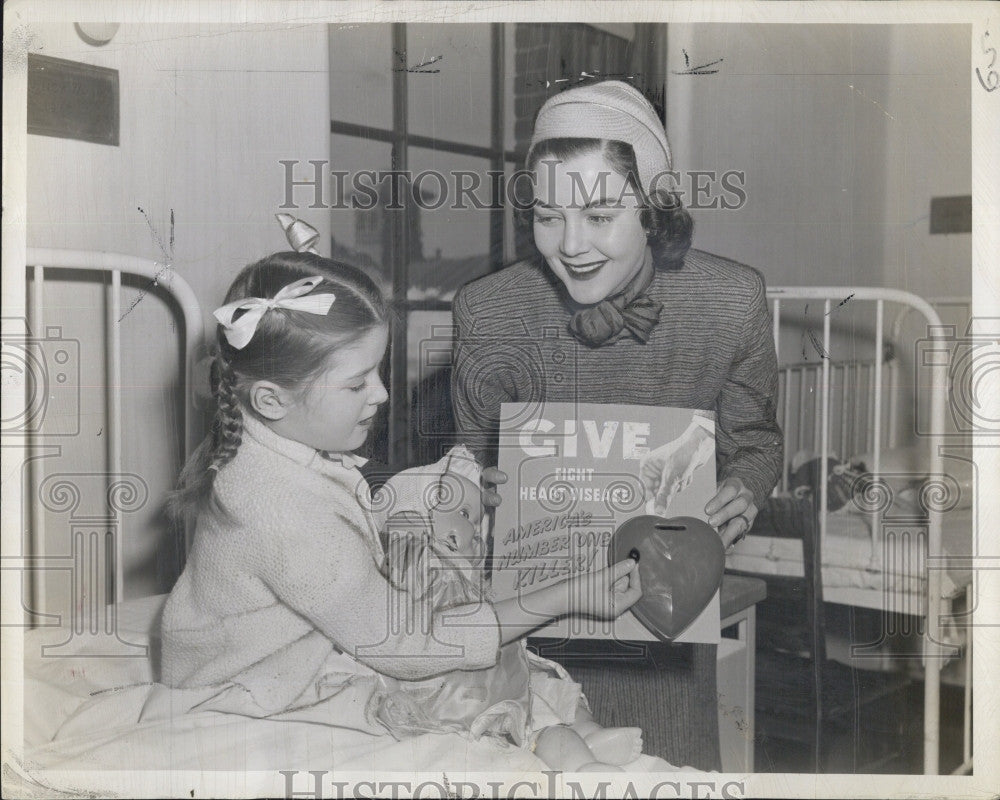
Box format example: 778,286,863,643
753,681,968,774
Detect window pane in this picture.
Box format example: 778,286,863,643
406,146,493,300
329,133,393,289
504,171,521,264
408,310,455,464
406,24,492,145
329,24,393,130
503,24,518,154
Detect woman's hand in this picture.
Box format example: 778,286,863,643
480,467,507,508
639,422,715,516
705,477,757,550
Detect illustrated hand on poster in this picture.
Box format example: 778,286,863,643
639,413,715,516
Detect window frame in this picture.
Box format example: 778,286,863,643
330,22,644,468
330,23,516,467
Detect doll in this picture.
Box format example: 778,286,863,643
372,446,642,771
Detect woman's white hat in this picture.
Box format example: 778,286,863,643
529,80,672,196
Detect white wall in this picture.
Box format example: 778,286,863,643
28,23,332,326
26,23,330,604
880,26,971,299
665,24,971,299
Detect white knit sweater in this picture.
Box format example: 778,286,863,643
161,413,501,715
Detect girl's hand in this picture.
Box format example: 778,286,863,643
567,558,642,620
492,558,641,644
481,467,507,508
705,477,757,550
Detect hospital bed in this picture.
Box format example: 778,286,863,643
11,249,972,790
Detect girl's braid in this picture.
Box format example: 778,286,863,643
209,354,244,471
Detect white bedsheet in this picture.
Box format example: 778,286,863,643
726,505,974,601
15,595,686,796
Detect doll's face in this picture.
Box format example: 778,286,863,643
431,473,484,564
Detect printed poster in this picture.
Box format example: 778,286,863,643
492,401,721,643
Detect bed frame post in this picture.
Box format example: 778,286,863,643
765,286,953,775
108,269,124,604
870,302,883,556
819,300,831,571
923,324,947,775
28,264,47,617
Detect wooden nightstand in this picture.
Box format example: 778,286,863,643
718,573,768,772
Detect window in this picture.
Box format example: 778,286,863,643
329,23,663,467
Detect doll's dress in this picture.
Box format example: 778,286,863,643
371,532,583,745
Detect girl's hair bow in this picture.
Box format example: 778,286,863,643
213,276,336,349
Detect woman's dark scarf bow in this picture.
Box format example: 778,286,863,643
567,251,663,347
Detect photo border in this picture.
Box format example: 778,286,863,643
2,2,997,798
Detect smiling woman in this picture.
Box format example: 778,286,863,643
454,81,782,546
450,79,784,770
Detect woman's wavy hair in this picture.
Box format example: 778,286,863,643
168,251,389,524
523,138,694,270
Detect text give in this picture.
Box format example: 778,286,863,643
519,419,650,460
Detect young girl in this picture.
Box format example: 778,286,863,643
374,446,643,771
161,252,642,755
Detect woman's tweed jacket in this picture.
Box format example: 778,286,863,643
452,248,783,510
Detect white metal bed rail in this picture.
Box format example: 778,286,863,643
766,285,950,775
776,358,890,492
25,248,204,612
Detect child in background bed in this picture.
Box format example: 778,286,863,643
375,445,642,771
161,252,642,764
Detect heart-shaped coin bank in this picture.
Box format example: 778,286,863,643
610,515,725,641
